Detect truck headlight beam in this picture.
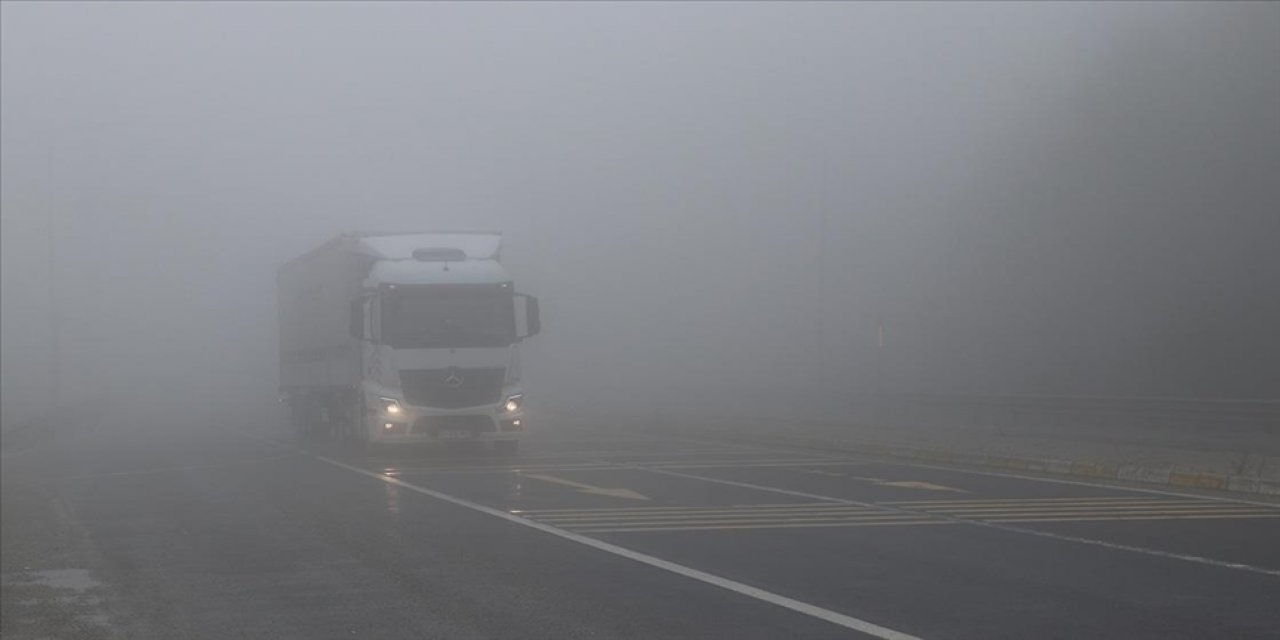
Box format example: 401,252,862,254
379,397,403,415
504,394,523,413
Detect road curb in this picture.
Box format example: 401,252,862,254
664,425,1280,497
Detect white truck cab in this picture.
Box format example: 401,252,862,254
277,232,540,451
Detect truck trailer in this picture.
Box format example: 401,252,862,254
276,231,540,451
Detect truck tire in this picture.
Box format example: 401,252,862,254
290,395,316,441
345,395,370,453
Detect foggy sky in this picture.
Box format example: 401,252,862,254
3,2,1278,427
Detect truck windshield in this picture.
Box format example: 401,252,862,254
380,287,515,348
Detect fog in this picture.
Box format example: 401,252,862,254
3,2,1278,430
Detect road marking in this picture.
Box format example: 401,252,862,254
922,504,1273,515
987,513,1280,524
579,520,959,534
871,481,968,493
651,459,864,470
521,473,651,500
534,506,891,521
548,513,938,528
897,499,1213,510
655,433,1280,508
511,502,812,515
382,463,616,475
633,465,1280,577
878,496,1184,506
308,453,924,640
938,507,1277,518
860,458,1280,508
800,469,847,476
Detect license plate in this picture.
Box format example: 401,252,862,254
438,429,472,440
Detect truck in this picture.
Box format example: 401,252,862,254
276,231,540,452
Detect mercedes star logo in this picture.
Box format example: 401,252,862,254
443,368,464,388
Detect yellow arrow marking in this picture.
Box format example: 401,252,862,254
521,473,650,501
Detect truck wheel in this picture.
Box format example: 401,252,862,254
291,397,316,441
344,396,370,452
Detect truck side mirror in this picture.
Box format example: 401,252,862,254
349,298,366,340
515,294,541,339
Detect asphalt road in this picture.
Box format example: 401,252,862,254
6,414,1280,639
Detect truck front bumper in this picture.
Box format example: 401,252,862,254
368,404,524,444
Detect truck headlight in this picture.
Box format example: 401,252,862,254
504,394,523,413
379,397,403,415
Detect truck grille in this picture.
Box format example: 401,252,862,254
398,368,504,409
411,415,497,435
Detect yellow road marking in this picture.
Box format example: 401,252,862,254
943,508,1278,519
535,507,883,522
921,501,1259,512
651,459,856,469
911,499,1221,509
986,513,1280,524
551,513,938,529
521,473,650,501
578,520,960,534
512,502,825,515
878,496,1165,506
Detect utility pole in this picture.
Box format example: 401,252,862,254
816,203,827,402
47,140,60,436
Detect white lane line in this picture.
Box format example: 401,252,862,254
307,453,923,640
636,466,1280,578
